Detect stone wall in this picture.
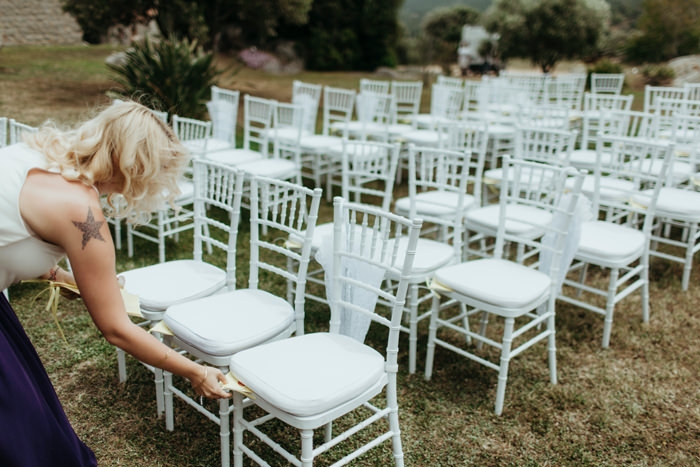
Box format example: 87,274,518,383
0,0,82,46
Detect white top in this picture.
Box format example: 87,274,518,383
0,143,65,290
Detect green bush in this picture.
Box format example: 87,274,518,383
107,36,220,119
640,64,676,86
586,59,625,90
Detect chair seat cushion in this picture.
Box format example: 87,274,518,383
207,148,262,165
164,289,294,357
465,204,552,238
230,332,386,417
390,236,455,276
576,220,645,265
402,129,442,146
433,258,551,310
121,260,226,313
483,166,552,187
569,149,614,170
300,134,342,151
566,174,635,202
394,191,476,217
237,159,298,179
635,187,700,218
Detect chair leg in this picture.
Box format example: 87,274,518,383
495,317,515,416
387,385,405,467
300,428,314,467
602,268,619,349
116,347,127,383
155,366,165,417
424,294,441,380
164,370,174,431
547,305,557,385
682,223,698,291
232,392,244,467
408,283,419,374
220,396,231,467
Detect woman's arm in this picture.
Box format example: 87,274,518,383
21,171,230,399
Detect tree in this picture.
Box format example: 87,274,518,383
483,0,611,73
62,0,313,49
419,5,481,69
285,0,403,71
624,0,700,63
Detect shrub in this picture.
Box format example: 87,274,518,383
107,36,220,119
640,64,676,86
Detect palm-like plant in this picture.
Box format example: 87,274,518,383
107,36,220,119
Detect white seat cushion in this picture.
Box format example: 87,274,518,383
434,258,551,311
390,236,455,276
230,332,385,417
465,204,552,238
164,289,294,357
576,220,645,266
569,149,614,170
402,129,442,146
237,159,298,179
636,187,700,218
207,148,262,165
121,260,226,312
299,134,342,151
566,174,635,202
394,191,476,217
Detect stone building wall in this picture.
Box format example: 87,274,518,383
0,0,82,46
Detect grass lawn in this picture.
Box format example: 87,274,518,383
2,45,699,466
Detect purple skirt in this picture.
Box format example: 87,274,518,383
0,292,97,466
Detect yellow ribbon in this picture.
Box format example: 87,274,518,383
22,279,80,344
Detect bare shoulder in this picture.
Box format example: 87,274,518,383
20,169,112,253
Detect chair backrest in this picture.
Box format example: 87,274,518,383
321,85,356,137
292,80,322,133
516,103,571,130
548,73,586,111
602,109,659,140
8,119,38,145
0,117,7,147
590,73,625,94
249,175,322,335
590,134,674,228
208,86,240,145
172,115,212,157
444,118,489,203
514,125,577,166
495,156,584,280
429,83,464,120
684,82,700,101
340,139,400,211
436,75,465,90
359,78,390,95
354,91,394,141
406,144,471,258
192,159,245,288
644,85,687,113
329,196,422,349
390,80,423,122
578,93,635,148
271,101,305,166
242,95,276,155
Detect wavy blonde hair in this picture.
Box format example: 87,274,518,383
26,100,189,224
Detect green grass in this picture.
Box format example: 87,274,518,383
3,45,700,466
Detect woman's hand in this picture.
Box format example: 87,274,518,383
191,366,231,399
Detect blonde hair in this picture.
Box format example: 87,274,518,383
26,100,189,224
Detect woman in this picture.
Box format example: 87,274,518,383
0,101,230,466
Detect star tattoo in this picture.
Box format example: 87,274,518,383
72,207,106,249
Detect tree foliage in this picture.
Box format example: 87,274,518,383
483,0,611,73
419,6,481,68
624,0,700,63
